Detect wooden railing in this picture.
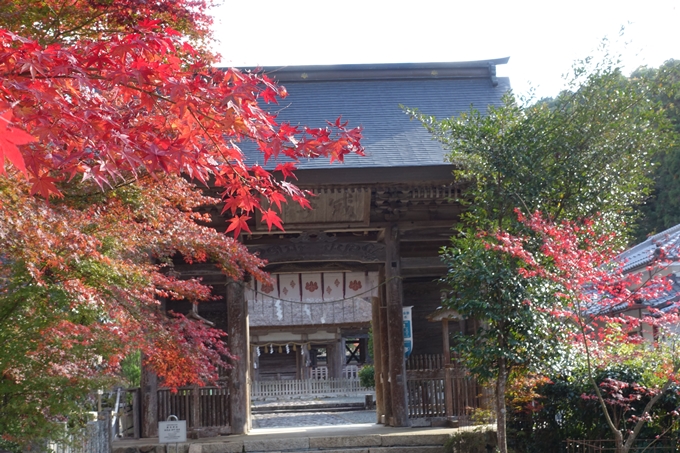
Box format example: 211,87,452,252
407,377,447,417
405,354,493,421
406,353,445,371
156,385,230,432
112,388,140,439
251,378,370,399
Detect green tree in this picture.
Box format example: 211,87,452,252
406,54,673,453
632,59,680,241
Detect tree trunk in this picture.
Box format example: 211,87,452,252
496,357,508,453
615,429,625,453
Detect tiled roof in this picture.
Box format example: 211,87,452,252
618,224,680,273
233,60,510,170
616,224,680,312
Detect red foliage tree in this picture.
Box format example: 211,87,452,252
0,0,363,444
492,211,680,453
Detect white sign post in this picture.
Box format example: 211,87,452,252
159,415,186,452
403,306,413,358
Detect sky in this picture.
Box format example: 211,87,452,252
209,0,679,100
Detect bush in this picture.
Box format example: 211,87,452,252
445,428,497,453
506,365,680,452
358,365,375,388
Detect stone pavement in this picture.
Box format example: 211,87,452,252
251,395,371,408
252,395,376,429
113,395,492,452
253,409,377,429
112,423,474,453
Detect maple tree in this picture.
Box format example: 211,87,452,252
493,211,680,453
0,0,363,445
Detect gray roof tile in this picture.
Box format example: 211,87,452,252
236,61,510,169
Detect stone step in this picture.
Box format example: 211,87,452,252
252,403,366,414
113,430,455,453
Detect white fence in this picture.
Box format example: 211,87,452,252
251,378,371,400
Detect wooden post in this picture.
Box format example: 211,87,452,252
378,266,392,424
442,319,454,418
192,385,200,429
140,363,158,438
359,338,367,364
385,224,409,427
227,278,250,434
326,338,343,379
371,296,384,423
132,387,141,439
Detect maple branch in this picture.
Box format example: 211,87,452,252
187,107,251,186
625,378,675,452
576,301,623,444
48,11,110,44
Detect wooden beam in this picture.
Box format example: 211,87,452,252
248,240,385,264
227,278,250,434
385,225,410,427
401,256,446,270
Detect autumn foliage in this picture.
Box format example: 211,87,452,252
492,211,680,452
0,0,363,444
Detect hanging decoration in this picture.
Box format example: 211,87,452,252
250,341,312,356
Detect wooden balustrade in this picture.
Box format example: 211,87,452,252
251,378,370,399
405,354,493,421
156,385,230,430
406,353,445,371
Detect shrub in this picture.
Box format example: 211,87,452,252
358,365,375,388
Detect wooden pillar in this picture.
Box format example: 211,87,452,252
251,345,260,381
191,385,200,429
385,224,409,427
443,319,454,418
227,278,250,434
326,338,344,379
132,388,141,439
371,296,385,423
378,267,392,424
359,338,367,364
140,363,158,438
341,338,348,365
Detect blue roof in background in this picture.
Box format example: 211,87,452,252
232,59,511,170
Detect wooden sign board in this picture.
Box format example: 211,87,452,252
257,188,370,230
158,420,187,443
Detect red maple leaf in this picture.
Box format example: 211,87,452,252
0,110,32,175
268,191,286,211
29,175,62,199
225,214,251,237
274,162,297,180
261,209,284,232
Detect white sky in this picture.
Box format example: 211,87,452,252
210,0,679,100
